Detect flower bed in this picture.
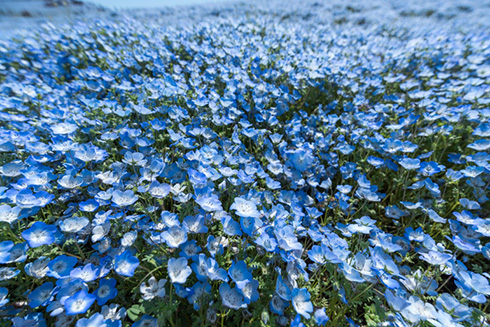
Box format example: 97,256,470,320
0,1,489,326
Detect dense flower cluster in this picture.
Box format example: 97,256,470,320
0,0,489,326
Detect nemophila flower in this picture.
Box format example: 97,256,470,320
121,230,138,247
11,313,46,327
420,250,452,265
100,303,126,322
148,181,171,198
79,199,99,212
191,254,208,281
132,315,158,327
58,174,83,189
64,290,96,315
188,168,207,185
270,294,289,315
425,209,447,223
275,225,302,252
59,216,89,233
240,216,261,236
206,235,224,257
0,267,19,281
228,260,253,283
219,283,247,310
21,221,58,248
205,257,229,282
92,222,111,243
314,308,329,326
112,190,138,207
161,225,188,248
455,271,490,303
24,256,51,279
75,313,110,327
179,240,201,261
401,270,438,296
70,264,100,282
236,279,259,304
385,290,409,312
399,157,421,170
168,257,192,284
0,287,8,307
419,161,445,176
221,216,242,236
475,219,490,237
340,263,365,283
0,204,21,223
292,288,313,319
160,211,180,228
467,139,490,151
195,194,223,212
16,189,54,208
96,278,118,305
0,242,28,264
123,151,147,166
291,314,306,327
140,276,166,300
47,255,78,279
183,214,208,234
459,198,481,210
482,243,490,260
28,282,55,308
401,296,437,323
276,275,292,301
405,227,425,242
0,160,24,177
55,277,88,302
254,231,277,252
74,144,108,163
114,250,139,277
230,198,261,218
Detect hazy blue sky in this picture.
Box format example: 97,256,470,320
89,0,237,9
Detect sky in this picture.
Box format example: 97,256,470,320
88,0,237,9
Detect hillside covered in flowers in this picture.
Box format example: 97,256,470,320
0,0,490,326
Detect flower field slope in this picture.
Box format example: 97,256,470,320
0,0,490,326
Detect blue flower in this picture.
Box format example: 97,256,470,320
205,257,229,282
275,275,292,301
0,287,8,307
314,308,329,325
112,190,138,207
195,194,223,212
132,315,157,327
59,216,90,233
161,225,188,248
399,158,421,170
95,279,118,306
64,290,96,315
70,263,100,282
114,250,139,277
228,260,253,283
28,282,55,308
219,283,247,310
292,288,313,319
21,221,58,248
230,198,261,218
0,204,21,224
269,295,289,315
46,255,78,279
236,279,259,304
168,257,192,284
76,313,109,327
148,181,171,198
